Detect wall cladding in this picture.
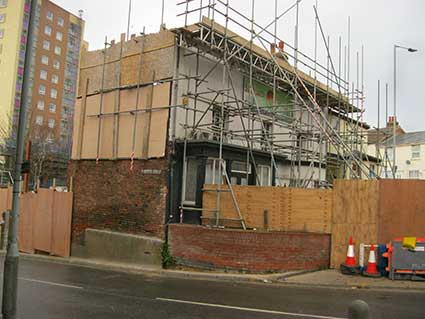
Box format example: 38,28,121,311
202,185,332,233
169,224,331,272
68,159,168,243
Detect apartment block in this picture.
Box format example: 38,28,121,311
0,0,84,185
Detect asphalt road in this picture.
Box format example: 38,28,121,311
0,257,424,319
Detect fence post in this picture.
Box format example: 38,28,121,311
263,209,269,231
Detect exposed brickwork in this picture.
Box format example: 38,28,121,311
68,159,168,242
169,224,330,272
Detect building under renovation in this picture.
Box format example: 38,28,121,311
69,1,379,242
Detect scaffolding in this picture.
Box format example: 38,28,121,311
170,0,377,226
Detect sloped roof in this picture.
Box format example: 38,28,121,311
383,131,425,146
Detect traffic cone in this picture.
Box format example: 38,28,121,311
340,237,360,275
362,244,381,277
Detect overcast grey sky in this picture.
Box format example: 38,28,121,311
53,0,425,132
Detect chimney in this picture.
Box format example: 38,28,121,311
278,40,284,51
387,116,397,127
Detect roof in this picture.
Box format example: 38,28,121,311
175,17,359,114
383,131,425,147
367,127,393,144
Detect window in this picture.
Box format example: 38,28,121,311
48,118,55,128
46,11,53,21
38,85,46,95
256,165,271,186
182,158,198,204
205,158,225,185
40,69,47,80
54,45,61,55
412,145,420,159
50,88,57,99
0,0,7,8
57,17,64,27
53,59,60,69
44,25,52,36
0,13,5,23
37,100,45,110
409,170,420,179
51,74,58,84
49,103,56,113
41,55,49,65
43,40,50,50
0,29,4,39
230,161,250,186
56,31,63,41
35,115,43,126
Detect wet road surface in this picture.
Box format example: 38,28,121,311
0,257,424,318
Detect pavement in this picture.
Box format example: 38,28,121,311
282,269,425,291
1,251,424,291
0,256,424,318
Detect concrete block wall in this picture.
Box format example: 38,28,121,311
68,158,168,243
72,228,164,268
168,224,331,273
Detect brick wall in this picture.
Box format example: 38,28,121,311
68,159,168,242
169,224,331,272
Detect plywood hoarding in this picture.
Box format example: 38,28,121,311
72,83,170,160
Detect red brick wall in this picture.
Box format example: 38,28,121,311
68,159,168,242
169,224,330,272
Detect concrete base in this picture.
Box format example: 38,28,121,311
72,228,164,268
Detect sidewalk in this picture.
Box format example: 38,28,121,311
2,251,424,291
281,269,425,291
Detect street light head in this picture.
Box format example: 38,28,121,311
408,48,418,53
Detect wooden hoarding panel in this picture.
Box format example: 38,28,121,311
148,83,170,158
330,180,379,268
81,94,101,159
51,191,73,257
0,187,12,221
32,189,54,253
202,185,332,232
378,179,425,243
19,192,36,254
99,91,115,158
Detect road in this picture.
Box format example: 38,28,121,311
0,257,424,318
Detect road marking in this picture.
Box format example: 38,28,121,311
156,297,346,319
19,277,83,290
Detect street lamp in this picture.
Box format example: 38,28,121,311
392,44,418,178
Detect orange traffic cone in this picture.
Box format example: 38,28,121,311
340,237,360,275
362,244,381,277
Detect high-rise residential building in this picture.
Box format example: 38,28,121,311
0,0,84,185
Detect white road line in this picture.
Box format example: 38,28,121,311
156,297,346,319
19,277,83,290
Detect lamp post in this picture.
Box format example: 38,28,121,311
393,44,417,178
2,1,37,318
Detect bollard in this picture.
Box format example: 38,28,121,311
348,300,370,319
1,211,10,250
